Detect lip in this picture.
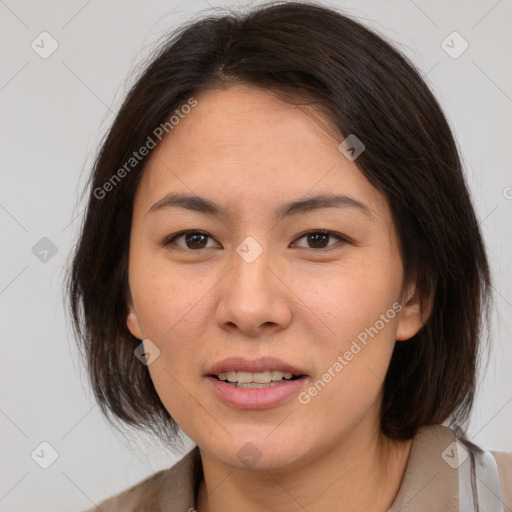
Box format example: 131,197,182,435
205,356,308,410
205,356,307,376
206,375,308,409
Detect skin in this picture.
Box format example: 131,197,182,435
126,84,432,511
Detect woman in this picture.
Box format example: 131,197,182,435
67,2,511,510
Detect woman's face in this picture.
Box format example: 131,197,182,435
126,85,424,470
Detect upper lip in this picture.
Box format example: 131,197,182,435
206,357,307,376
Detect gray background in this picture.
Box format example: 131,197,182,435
0,0,511,510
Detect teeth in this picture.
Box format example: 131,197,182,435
217,370,295,383
270,370,284,381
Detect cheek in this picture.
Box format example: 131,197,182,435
129,247,211,343
295,299,399,444
292,255,402,343
291,260,401,409
128,251,214,380
130,262,212,434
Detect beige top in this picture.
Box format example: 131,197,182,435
81,424,512,511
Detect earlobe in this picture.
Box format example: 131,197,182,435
126,302,143,340
395,280,433,341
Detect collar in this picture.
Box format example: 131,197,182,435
387,423,459,511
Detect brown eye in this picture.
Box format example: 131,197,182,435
293,230,348,250
162,229,348,252
163,231,218,250
306,232,330,249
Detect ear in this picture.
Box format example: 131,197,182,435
395,277,433,341
126,295,143,340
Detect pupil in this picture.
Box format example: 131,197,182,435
186,233,207,249
309,233,328,248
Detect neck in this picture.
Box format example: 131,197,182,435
195,420,413,512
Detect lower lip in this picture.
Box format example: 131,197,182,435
206,376,307,409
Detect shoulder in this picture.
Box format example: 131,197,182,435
491,449,512,511
388,424,511,512
78,446,201,512
79,468,167,512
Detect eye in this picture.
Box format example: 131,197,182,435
162,229,350,252
292,230,349,251
162,230,219,250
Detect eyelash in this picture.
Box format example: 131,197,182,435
161,229,350,252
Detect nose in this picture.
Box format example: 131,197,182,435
215,245,292,337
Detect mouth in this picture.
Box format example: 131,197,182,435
209,370,305,389
205,356,309,408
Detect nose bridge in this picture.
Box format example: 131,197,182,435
215,233,292,334
231,234,274,301
235,235,266,267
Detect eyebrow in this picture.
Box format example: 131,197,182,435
146,192,374,220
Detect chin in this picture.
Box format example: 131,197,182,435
205,431,311,472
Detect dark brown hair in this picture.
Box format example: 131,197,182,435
66,0,493,445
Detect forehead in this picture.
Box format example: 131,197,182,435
135,85,388,222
